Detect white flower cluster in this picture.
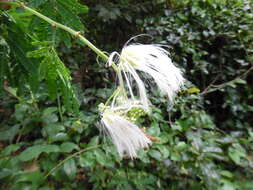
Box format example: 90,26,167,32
100,108,151,159
98,44,185,159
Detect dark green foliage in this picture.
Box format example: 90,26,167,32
1,14,39,93
142,0,253,130
0,0,253,190
27,0,88,47
27,42,79,112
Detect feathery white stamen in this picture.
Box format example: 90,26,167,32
100,110,151,159
102,43,184,158
121,44,185,102
108,51,150,112
119,61,150,111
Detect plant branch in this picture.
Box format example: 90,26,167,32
44,145,101,179
201,74,221,95
22,5,108,60
0,1,119,71
201,65,253,95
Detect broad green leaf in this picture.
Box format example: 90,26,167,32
42,107,58,116
43,123,65,137
63,159,77,180
60,142,79,153
148,149,162,161
170,151,181,161
220,179,237,190
174,142,187,151
138,149,150,163
0,124,20,141
50,132,69,142
87,136,99,147
156,145,170,158
148,122,160,136
234,78,246,84
2,144,20,156
18,144,60,161
94,149,107,166
187,87,200,94
228,144,246,165
220,170,234,178
16,171,44,185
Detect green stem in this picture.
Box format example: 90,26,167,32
23,6,108,60
117,68,126,96
1,1,127,103
0,1,119,71
44,145,100,178
25,0,126,96
104,87,121,108
57,93,63,121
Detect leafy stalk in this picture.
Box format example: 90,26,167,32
1,0,126,105
0,1,118,71
44,145,101,178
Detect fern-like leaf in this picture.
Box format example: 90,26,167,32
28,42,79,113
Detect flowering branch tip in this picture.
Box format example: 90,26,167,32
100,41,185,158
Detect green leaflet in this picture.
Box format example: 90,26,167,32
0,36,8,94
5,18,37,73
1,15,40,93
57,0,89,14
63,159,77,180
18,144,60,162
28,0,49,8
28,0,88,47
27,43,79,113
2,8,80,112
57,0,86,30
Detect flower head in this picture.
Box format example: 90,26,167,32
120,44,185,102
109,52,150,112
102,42,185,159
99,107,151,159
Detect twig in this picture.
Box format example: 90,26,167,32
44,145,101,179
201,65,253,95
15,124,25,143
0,1,119,71
57,93,63,121
201,74,221,95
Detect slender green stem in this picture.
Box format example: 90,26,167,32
118,71,127,98
104,87,121,108
1,1,127,104
22,6,108,59
44,145,101,178
57,93,63,121
0,1,119,71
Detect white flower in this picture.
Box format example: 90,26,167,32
99,109,151,159
109,52,150,112
101,42,185,159
120,44,185,102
